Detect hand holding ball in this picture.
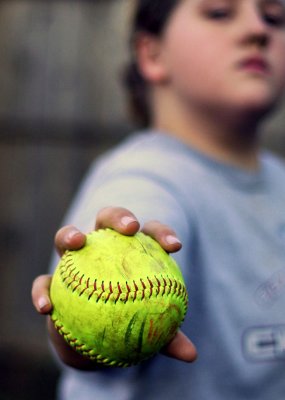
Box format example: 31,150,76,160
50,229,188,367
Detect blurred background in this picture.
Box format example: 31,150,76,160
0,1,284,399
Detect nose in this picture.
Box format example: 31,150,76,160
240,5,271,48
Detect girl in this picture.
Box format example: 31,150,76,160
32,0,285,399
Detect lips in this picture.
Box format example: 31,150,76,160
239,56,271,75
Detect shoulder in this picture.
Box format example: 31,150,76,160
92,130,197,185
98,131,188,169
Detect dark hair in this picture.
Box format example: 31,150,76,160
122,0,179,127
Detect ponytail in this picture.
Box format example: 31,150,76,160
122,0,179,127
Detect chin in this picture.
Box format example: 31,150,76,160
231,89,282,117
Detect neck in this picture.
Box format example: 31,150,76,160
153,91,263,171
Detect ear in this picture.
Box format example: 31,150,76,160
135,33,169,84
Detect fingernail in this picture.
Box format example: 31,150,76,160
38,296,50,311
166,235,182,245
67,228,82,241
121,216,137,227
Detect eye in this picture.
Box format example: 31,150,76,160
262,2,285,27
263,12,285,27
206,8,231,19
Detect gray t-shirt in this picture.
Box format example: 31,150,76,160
53,131,285,400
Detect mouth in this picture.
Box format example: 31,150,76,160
238,56,271,75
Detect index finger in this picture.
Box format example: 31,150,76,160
95,207,140,235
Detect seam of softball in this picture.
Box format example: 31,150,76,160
51,317,134,367
59,252,188,306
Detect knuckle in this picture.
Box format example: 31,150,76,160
144,220,173,234
96,206,136,227
31,275,45,298
96,206,116,225
54,225,70,242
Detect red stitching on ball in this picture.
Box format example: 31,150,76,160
59,252,188,308
140,279,146,300
147,277,153,298
125,282,131,303
133,280,138,301
115,282,122,303
96,281,105,303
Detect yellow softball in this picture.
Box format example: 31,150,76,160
50,228,188,367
